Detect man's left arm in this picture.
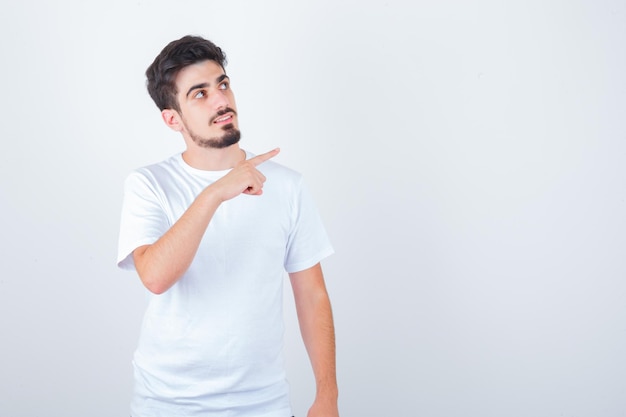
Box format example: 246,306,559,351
289,262,339,417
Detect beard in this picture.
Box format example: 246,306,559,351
189,124,241,149
183,107,241,149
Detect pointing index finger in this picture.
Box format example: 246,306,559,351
249,148,280,167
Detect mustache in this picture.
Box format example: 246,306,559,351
209,107,238,124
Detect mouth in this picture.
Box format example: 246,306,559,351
211,107,238,126
213,114,234,124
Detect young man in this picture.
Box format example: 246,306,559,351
117,35,339,417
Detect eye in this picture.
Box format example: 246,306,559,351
193,90,206,99
219,81,229,91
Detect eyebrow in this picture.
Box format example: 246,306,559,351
185,74,230,98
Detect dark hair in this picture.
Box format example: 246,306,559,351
146,35,227,111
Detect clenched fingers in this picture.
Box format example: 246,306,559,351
242,168,267,195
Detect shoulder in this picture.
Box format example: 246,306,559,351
260,160,307,199
123,154,183,191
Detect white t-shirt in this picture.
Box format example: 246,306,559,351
117,151,334,417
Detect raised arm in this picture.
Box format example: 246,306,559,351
133,148,279,294
289,263,339,417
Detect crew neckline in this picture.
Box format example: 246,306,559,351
176,150,252,180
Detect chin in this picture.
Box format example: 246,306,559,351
189,125,241,149
220,127,241,147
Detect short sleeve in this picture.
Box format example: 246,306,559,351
117,170,170,270
283,178,334,273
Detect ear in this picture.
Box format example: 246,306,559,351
161,109,184,132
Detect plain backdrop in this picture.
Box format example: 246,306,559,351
1,1,625,416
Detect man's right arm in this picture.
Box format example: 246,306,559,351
132,186,221,294
132,148,280,294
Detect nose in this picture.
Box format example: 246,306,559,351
211,89,230,110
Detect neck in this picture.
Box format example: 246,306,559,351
182,144,245,171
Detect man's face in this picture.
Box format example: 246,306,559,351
173,60,240,149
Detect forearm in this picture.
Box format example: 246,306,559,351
290,265,339,405
300,292,338,399
134,186,222,294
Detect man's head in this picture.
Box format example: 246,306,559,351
146,36,240,150
146,35,227,112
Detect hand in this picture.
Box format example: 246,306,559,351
307,398,339,417
211,148,280,201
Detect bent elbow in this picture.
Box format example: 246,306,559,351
133,246,174,294
137,271,173,295
144,280,169,295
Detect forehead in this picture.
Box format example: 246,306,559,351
175,60,226,92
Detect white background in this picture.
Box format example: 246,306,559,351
1,1,625,416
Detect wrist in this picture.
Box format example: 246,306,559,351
315,385,338,402
200,184,226,206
